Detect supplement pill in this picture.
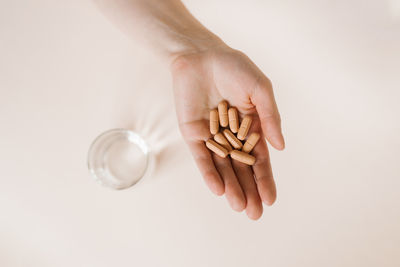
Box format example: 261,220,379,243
237,115,252,140
223,129,243,149
205,139,229,158
230,150,256,165
209,109,219,135
228,107,239,133
218,100,229,127
242,133,260,153
213,132,232,151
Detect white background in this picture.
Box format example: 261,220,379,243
1,0,399,266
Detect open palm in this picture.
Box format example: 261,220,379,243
171,46,285,220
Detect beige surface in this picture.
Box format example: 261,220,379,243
1,0,400,266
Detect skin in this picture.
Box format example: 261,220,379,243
94,0,285,220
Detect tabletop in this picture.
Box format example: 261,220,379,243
1,0,399,266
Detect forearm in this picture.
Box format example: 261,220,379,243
94,0,224,62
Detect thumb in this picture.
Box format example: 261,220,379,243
251,76,285,150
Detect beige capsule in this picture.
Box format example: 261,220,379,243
242,133,260,153
223,129,242,149
230,150,256,165
205,139,229,158
213,132,232,151
228,107,239,133
218,100,229,127
209,109,219,135
237,115,252,140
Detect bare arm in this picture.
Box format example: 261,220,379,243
94,0,285,220
94,0,223,61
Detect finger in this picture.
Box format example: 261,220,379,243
250,76,285,150
251,137,277,206
232,160,263,220
187,141,225,196
212,154,246,212
180,121,225,196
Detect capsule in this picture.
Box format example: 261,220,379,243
205,139,229,158
242,133,260,153
230,150,256,165
218,100,229,127
228,107,239,133
223,129,242,149
213,132,232,151
209,109,219,135
237,115,252,140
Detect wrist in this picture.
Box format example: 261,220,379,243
166,27,226,64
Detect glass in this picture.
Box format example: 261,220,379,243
87,129,151,190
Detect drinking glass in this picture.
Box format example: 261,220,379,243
87,128,151,190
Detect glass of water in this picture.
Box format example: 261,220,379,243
87,128,152,190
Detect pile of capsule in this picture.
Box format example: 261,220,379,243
205,100,260,165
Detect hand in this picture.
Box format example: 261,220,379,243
171,44,285,220
95,0,284,220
